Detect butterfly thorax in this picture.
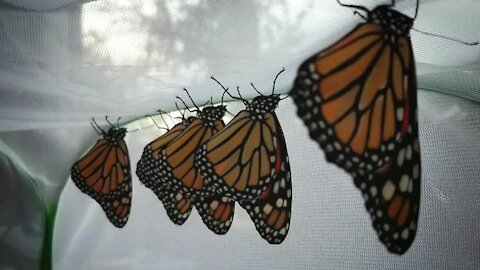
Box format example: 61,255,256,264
103,127,127,145
248,95,281,119
201,105,226,127
369,6,413,40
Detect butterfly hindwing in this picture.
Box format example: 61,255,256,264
239,114,292,244
354,131,420,254
194,195,235,235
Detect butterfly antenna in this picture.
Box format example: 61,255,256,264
126,127,140,133
226,109,235,117
412,28,479,46
149,115,169,131
116,117,121,128
336,0,369,13
353,10,367,20
201,100,210,108
157,109,173,122
176,96,194,113
250,83,263,96
221,88,227,106
237,86,250,106
105,116,115,128
280,93,290,100
90,122,102,135
211,75,242,104
183,88,201,112
272,67,286,95
413,0,419,20
160,112,170,127
92,117,105,134
175,102,184,116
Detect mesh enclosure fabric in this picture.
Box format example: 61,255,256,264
0,0,479,269
54,93,480,269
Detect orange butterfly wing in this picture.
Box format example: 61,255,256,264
146,106,234,232
239,114,292,244
71,128,131,228
353,130,420,254
291,6,420,254
137,122,193,225
194,195,235,235
162,118,225,197
291,22,414,174
196,110,278,201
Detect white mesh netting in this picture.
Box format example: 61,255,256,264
0,0,479,269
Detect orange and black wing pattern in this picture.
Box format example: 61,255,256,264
239,115,292,244
290,6,416,174
149,103,236,233
194,195,235,235
71,127,131,228
161,117,225,197
137,122,193,225
159,189,194,225
137,122,188,191
290,4,420,254
353,130,420,254
196,110,280,201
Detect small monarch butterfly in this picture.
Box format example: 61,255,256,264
136,109,195,225
71,117,132,228
158,89,235,234
196,70,292,244
290,0,421,253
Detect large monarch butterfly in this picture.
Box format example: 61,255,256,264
196,70,292,244
290,0,421,253
71,117,132,228
158,90,236,234
136,110,194,225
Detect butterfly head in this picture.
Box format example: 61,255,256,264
201,105,227,122
104,127,127,142
249,94,281,115
370,6,414,37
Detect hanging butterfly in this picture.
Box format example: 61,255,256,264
136,109,195,225
197,69,292,244
290,0,421,254
158,89,235,234
71,117,132,228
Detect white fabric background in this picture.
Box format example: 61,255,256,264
0,0,479,269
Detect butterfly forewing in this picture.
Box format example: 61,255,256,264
291,20,415,174
71,128,132,228
161,118,224,197
136,122,193,225
239,115,292,244
196,111,278,201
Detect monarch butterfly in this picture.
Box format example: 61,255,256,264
71,117,132,228
158,90,235,234
136,110,194,225
290,0,421,253
196,70,292,244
